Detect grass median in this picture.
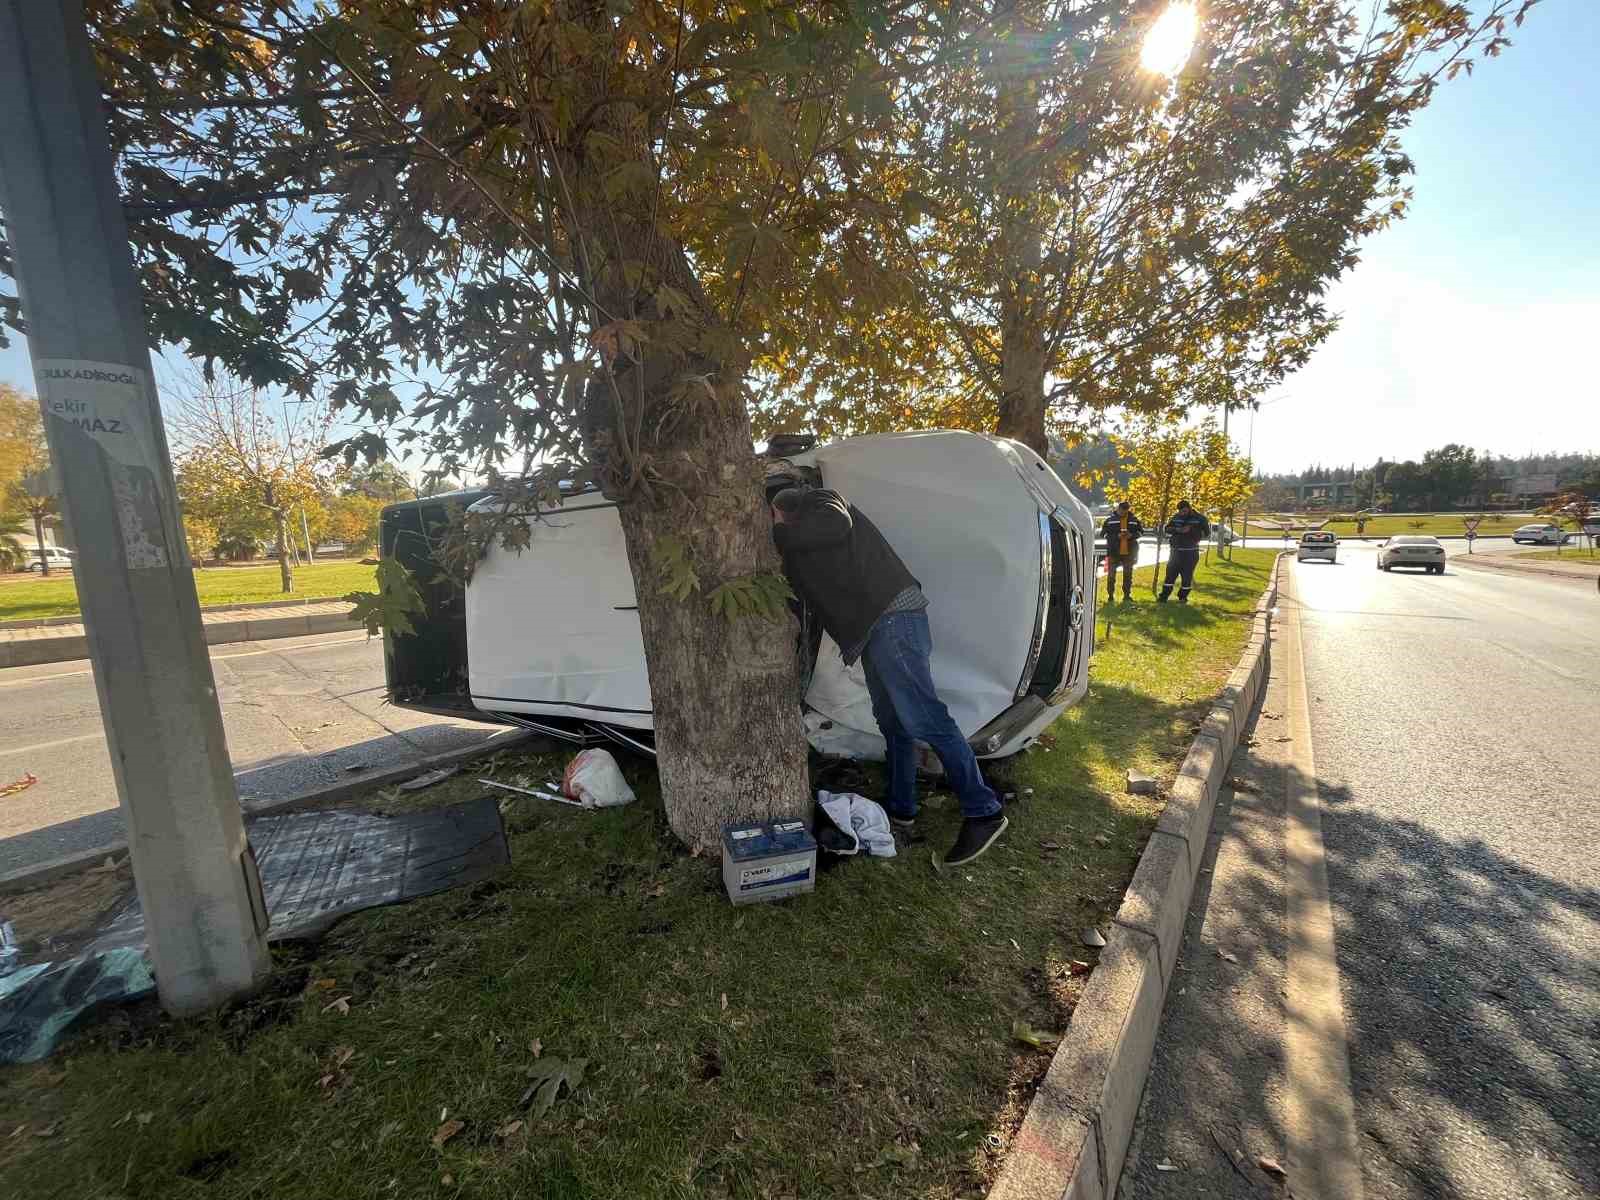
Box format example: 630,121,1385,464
0,561,376,622
1284,513,1528,538
0,550,1275,1198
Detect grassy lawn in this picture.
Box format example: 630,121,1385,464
1272,513,1530,538
0,561,376,622
0,551,1275,1199
1516,547,1598,562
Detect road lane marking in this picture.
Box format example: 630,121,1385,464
0,633,372,687
0,730,104,756
1282,568,1366,1200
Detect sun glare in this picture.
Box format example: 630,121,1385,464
1139,2,1200,78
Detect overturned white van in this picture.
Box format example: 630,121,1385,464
381,430,1095,761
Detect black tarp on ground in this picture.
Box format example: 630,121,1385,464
0,797,509,1063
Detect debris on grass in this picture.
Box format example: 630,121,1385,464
321,995,351,1015
1257,1155,1287,1177
1225,776,1263,793
856,1142,920,1171
1218,950,1239,964
1156,1159,1180,1172
430,1118,464,1150
1010,1018,1060,1051
399,766,458,791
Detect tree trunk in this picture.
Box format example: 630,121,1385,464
612,395,813,854
560,68,813,853
274,509,294,593
989,4,1049,458
996,319,1048,457
31,511,48,575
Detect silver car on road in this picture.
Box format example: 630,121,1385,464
1377,535,1447,574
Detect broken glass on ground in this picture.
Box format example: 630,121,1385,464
0,796,509,1064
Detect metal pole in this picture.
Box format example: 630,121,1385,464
0,1,270,1013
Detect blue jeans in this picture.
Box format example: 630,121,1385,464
860,610,1002,822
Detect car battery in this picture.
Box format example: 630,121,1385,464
721,819,817,905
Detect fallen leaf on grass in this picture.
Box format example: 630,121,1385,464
1155,1159,1180,1172
377,1120,402,1142
332,1046,355,1068
322,996,351,1015
529,1038,543,1059
520,1057,588,1117
720,992,728,1012
33,1121,60,1138
1082,928,1107,948
1257,1155,1287,1177
1094,834,1111,847
494,1119,524,1139
1218,950,1239,964
307,978,337,993
1010,1018,1060,1050
1038,841,1063,852
430,1119,464,1150
1008,938,1020,952
8,1123,26,1139
1,772,39,798
134,1112,153,1127
855,1142,921,1171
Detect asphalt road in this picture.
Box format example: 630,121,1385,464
0,630,506,876
1120,540,1599,1199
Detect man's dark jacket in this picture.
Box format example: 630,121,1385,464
1165,508,1211,550
772,489,918,662
1100,512,1145,557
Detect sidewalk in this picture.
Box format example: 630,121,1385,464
0,599,357,668
1452,550,1599,583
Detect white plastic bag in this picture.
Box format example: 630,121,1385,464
561,749,637,809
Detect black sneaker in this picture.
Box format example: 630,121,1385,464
943,814,1008,867
889,813,918,831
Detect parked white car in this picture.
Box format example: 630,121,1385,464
1296,531,1337,563
1511,523,1570,545
1377,535,1446,574
24,546,74,572
382,430,1097,762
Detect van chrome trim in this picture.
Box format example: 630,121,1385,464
1016,510,1053,700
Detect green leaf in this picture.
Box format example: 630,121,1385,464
1010,1018,1060,1051
523,1056,588,1117
343,559,425,638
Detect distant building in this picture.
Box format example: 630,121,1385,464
1508,474,1559,504
1294,481,1357,506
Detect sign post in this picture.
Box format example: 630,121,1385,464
0,0,270,1014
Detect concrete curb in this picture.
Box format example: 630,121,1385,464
990,555,1283,1200
1450,555,1598,583
0,729,542,896
0,606,357,669
0,593,350,632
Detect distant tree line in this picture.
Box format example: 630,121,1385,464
1257,447,1600,512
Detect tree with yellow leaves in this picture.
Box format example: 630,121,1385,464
0,384,57,574
169,375,330,592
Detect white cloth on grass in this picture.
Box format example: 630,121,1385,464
817,790,897,858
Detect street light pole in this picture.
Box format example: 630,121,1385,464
0,1,270,1013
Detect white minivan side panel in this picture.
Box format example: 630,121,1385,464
464,431,1092,758
806,431,1043,745
466,500,654,730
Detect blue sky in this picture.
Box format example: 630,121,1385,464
3,2,1595,476
1243,0,1599,472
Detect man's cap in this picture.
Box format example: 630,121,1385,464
1117,500,1131,510
771,486,809,514
1176,499,1192,509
